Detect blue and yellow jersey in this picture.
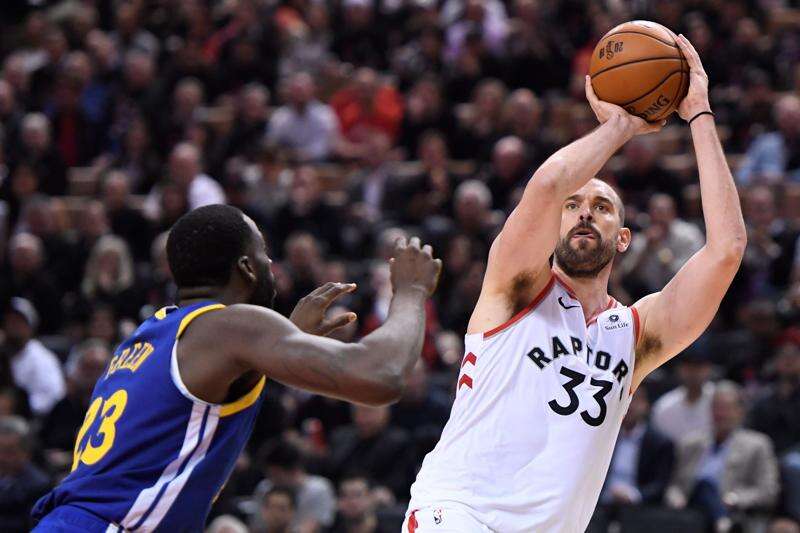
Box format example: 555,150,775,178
32,301,265,532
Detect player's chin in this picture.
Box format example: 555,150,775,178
571,237,598,250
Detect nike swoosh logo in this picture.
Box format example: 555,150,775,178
558,296,580,310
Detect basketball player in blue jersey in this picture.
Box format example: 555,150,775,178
31,204,442,533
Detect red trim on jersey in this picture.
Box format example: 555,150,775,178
585,297,617,327
458,374,474,389
631,306,641,346
408,511,418,532
461,352,477,368
483,275,556,339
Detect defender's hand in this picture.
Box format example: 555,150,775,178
290,282,357,336
675,34,711,121
585,75,664,135
390,237,442,297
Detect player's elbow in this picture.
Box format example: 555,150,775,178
709,233,746,269
725,230,747,262
529,161,566,195
359,376,405,406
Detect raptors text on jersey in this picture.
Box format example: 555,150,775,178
408,272,639,533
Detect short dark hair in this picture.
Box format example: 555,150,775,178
258,437,302,471
339,470,372,489
167,204,253,288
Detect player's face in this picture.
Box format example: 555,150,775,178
244,218,277,309
554,181,627,278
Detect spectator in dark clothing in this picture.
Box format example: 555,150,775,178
0,416,50,533
327,473,396,533
748,342,800,455
347,133,396,226
46,72,99,168
451,79,506,160
332,0,389,70
16,196,79,293
601,388,675,507
250,438,336,532
392,361,451,465
502,2,571,93
138,232,175,314
482,135,530,210
499,89,551,167
40,340,110,472
217,83,270,165
109,115,162,194
102,171,153,262
326,405,414,501
443,179,500,256
392,131,458,226
742,186,799,297
391,360,451,434
780,446,800,524
0,233,62,334
269,166,343,259
13,113,66,197
614,135,684,213
253,486,295,533
397,77,455,158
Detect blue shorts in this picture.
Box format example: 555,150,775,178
32,505,124,533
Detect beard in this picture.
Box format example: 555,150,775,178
249,261,277,309
554,222,616,278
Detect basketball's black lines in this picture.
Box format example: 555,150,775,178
607,30,680,48
620,69,689,122
620,69,684,107
592,56,682,78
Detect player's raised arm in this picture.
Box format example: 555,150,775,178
631,35,747,391
483,78,663,294
201,238,440,406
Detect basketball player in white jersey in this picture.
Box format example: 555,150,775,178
404,35,745,533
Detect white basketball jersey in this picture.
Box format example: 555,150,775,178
408,272,639,533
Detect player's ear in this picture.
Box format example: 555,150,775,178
236,256,257,284
616,227,632,252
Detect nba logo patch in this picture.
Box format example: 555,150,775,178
433,508,443,525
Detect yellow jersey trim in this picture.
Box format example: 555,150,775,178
154,307,169,320
176,304,226,339
219,376,266,417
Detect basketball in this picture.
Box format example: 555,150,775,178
589,20,689,122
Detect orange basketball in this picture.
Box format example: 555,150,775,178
589,20,689,122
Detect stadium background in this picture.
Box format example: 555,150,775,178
0,0,799,532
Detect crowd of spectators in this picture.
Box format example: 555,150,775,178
1,0,800,532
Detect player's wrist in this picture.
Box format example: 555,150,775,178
605,113,637,143
394,284,429,300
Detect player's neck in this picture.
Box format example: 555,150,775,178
176,286,243,307
552,264,612,319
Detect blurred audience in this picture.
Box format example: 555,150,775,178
0,2,797,531
0,416,50,533
667,381,779,532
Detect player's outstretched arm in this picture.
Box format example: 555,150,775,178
483,78,662,294
207,238,440,406
631,35,746,392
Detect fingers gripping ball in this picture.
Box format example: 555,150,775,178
589,20,689,122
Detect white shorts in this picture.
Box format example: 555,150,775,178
402,506,492,533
